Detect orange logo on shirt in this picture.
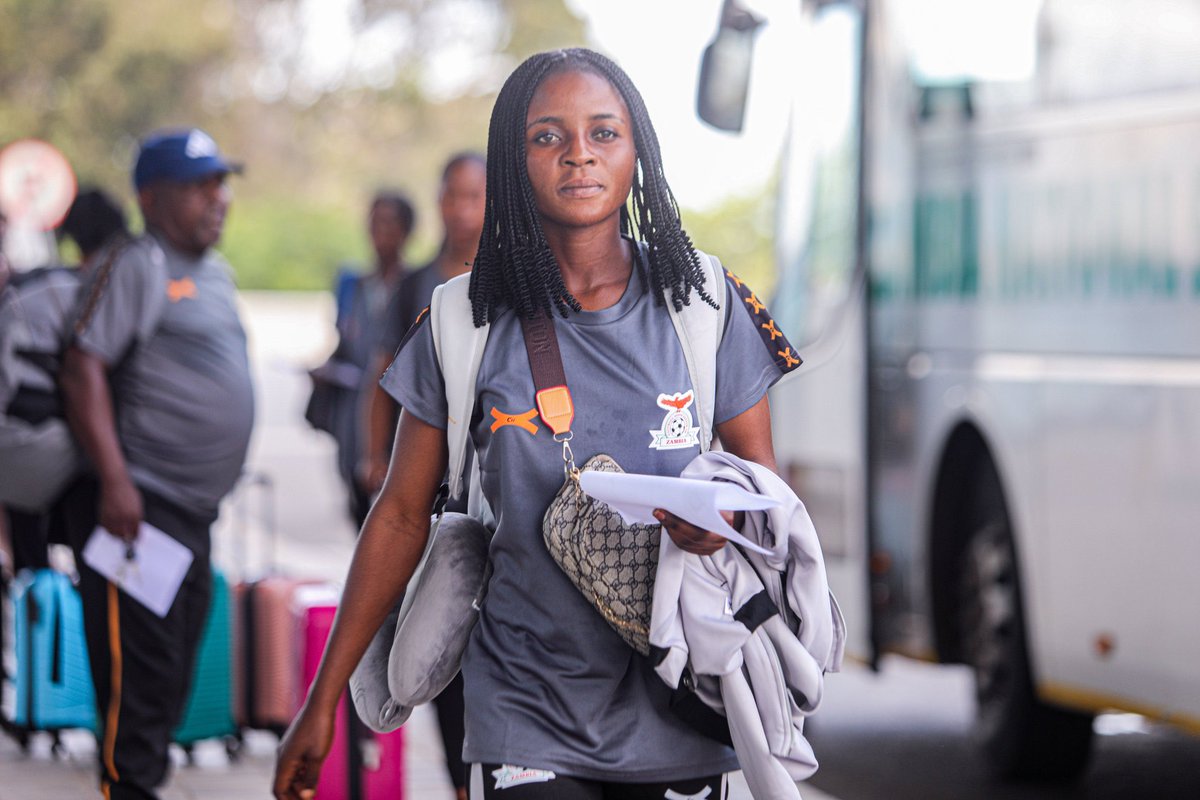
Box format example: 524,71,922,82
777,347,801,368
167,277,197,303
744,292,766,315
490,407,539,435
761,319,782,341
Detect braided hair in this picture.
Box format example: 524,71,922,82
469,48,716,326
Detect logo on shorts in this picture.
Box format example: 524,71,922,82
665,788,713,800
491,764,557,790
649,391,700,451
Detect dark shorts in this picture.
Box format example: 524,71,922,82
469,764,728,800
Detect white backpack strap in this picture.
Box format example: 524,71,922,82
667,249,727,453
429,273,489,500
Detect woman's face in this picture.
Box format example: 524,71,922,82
440,159,486,252
369,201,409,261
524,69,637,234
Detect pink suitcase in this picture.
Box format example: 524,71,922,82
226,472,325,734
235,576,320,732
295,585,404,800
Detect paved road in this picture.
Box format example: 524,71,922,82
805,656,1200,800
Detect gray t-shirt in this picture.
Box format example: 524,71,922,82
72,232,254,516
382,252,799,780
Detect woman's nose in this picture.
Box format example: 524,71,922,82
562,134,596,167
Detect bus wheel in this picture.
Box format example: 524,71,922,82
958,486,1093,781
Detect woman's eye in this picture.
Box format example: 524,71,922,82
594,129,617,141
532,131,559,145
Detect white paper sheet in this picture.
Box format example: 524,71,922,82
81,523,195,618
579,471,778,555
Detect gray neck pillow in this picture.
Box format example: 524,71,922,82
349,512,491,732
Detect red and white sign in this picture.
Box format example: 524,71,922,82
0,139,77,231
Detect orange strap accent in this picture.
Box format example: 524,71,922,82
490,407,539,435
535,386,574,436
104,581,123,782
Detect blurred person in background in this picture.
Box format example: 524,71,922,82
0,188,130,574
276,48,799,800
60,187,132,269
360,152,487,496
321,191,415,528
57,129,253,800
358,151,486,800
0,207,10,578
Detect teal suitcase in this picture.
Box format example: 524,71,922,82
173,566,236,748
11,568,98,734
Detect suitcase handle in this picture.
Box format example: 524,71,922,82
231,471,277,581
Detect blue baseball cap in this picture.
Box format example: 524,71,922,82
132,128,242,190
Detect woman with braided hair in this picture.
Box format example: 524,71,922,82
275,48,801,799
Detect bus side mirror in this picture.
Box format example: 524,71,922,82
697,1,764,132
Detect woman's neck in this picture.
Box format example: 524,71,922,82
545,225,632,311
438,240,476,279
375,253,402,281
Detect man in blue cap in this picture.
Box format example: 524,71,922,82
59,128,254,800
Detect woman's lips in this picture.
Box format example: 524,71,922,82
559,179,603,198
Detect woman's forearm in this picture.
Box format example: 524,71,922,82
304,411,448,714
304,496,429,711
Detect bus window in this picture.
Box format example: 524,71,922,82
772,3,862,345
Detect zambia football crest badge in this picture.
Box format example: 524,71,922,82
649,391,700,450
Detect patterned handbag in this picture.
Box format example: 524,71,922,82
520,314,660,654
543,453,660,654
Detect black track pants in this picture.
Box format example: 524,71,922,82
62,479,213,800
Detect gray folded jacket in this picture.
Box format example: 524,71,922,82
349,512,491,733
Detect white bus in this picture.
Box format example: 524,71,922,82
699,0,1200,780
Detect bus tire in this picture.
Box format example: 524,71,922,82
958,470,1093,782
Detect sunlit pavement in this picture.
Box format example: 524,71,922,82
0,292,838,800
0,705,457,800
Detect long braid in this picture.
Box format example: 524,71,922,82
469,48,717,326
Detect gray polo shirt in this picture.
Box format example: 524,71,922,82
382,251,799,781
72,232,254,516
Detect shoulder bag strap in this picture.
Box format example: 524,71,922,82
429,273,490,502
667,250,727,452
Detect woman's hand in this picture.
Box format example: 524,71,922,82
654,509,743,556
273,703,335,800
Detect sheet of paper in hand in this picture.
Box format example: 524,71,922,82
82,523,195,617
578,471,779,555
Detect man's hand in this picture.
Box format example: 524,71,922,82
100,475,143,542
